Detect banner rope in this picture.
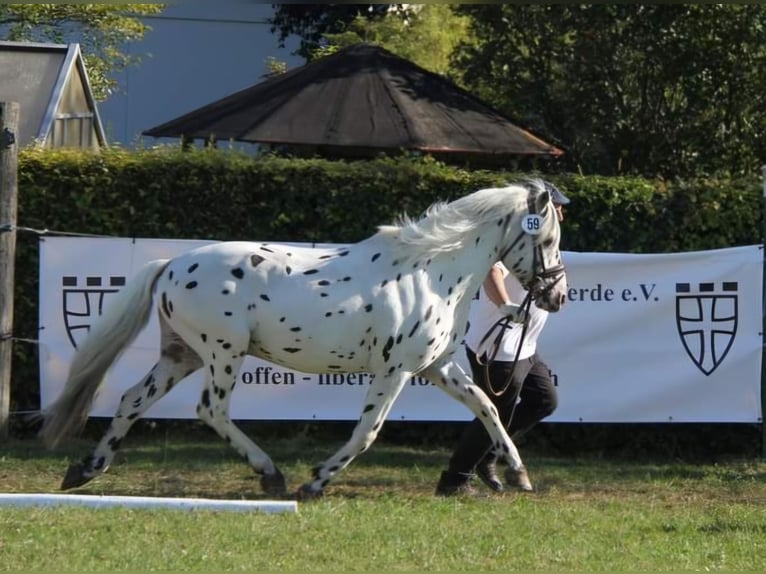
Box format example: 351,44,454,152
1,222,114,238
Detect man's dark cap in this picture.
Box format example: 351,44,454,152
544,181,570,205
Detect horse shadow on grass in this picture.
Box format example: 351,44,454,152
11,419,766,500
8,434,451,501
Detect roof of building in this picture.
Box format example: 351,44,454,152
143,43,562,160
0,40,106,147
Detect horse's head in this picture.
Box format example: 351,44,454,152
501,180,567,312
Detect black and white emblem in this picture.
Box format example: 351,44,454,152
62,275,125,348
675,281,738,376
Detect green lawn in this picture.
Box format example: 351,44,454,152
1,425,765,571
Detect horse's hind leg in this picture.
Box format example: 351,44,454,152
298,371,410,499
195,337,286,496
61,325,202,490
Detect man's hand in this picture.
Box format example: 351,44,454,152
498,303,527,323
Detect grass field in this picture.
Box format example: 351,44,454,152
1,423,765,571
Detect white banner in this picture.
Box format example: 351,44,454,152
38,237,763,423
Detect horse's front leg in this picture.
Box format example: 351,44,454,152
298,371,410,499
196,341,286,496
420,359,531,489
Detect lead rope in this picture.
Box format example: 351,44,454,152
474,290,535,398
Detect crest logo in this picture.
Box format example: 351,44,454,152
675,281,738,376
62,275,125,348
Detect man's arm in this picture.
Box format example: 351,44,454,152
483,265,526,322
483,264,511,306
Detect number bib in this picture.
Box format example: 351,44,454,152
521,214,543,235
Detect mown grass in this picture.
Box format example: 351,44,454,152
1,423,765,571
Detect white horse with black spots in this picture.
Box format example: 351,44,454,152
41,179,567,498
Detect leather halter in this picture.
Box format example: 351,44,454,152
496,191,567,303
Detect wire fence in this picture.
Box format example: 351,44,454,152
3,222,126,416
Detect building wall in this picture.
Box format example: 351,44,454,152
46,64,100,149
98,3,302,147
0,47,63,145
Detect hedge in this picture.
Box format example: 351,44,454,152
7,147,763,416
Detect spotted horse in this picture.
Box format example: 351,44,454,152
40,179,567,499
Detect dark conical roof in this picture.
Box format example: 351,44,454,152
143,43,562,159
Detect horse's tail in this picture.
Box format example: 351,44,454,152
40,258,171,449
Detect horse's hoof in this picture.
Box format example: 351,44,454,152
504,465,534,492
260,468,287,496
60,462,94,491
296,483,324,501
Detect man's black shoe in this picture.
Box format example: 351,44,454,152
435,471,477,497
475,457,504,493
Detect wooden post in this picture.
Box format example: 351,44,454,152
0,102,20,441
761,164,766,460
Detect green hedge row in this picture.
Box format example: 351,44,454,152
8,147,763,414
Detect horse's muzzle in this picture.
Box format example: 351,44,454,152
529,265,567,312
534,288,566,312
537,289,566,312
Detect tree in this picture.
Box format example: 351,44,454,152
269,4,395,60
0,4,164,101
269,4,473,79
315,5,473,78
454,4,766,178
267,4,474,83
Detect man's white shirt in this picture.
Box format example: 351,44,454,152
464,262,549,361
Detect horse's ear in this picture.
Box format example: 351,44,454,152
534,186,552,214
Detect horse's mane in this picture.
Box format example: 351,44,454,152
376,182,539,257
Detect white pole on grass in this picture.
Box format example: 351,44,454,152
0,493,297,513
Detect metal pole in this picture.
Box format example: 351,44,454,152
761,164,766,459
0,102,20,441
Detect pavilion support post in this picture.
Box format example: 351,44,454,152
0,102,20,441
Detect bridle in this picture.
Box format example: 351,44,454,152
497,190,567,305
475,189,566,398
